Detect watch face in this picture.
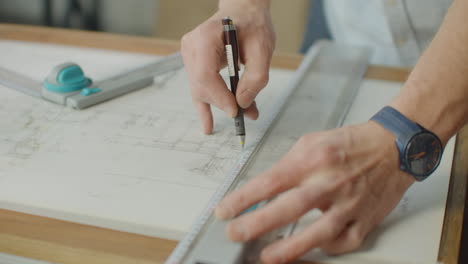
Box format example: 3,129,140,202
405,132,443,177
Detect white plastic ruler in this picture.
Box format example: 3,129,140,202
165,41,371,264
0,52,183,109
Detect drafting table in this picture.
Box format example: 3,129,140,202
0,24,466,264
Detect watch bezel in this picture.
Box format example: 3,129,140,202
402,130,443,180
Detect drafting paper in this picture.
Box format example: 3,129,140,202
0,40,293,240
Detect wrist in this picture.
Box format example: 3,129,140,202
370,106,444,180
364,121,416,186
390,80,460,145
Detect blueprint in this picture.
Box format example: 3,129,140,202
0,40,293,239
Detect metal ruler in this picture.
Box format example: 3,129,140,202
165,41,370,264
0,52,183,109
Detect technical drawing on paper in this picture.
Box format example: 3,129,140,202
0,40,294,239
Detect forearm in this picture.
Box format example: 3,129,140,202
391,0,468,144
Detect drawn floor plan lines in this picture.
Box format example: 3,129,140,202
0,40,294,239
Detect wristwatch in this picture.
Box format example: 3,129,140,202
370,106,443,181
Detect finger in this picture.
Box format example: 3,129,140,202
183,23,238,119
194,101,213,134
215,149,306,220
237,41,272,108
195,71,238,117
189,39,238,118
260,208,349,264
243,101,259,120
321,220,366,255
226,181,330,242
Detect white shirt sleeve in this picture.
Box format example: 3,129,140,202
324,0,451,67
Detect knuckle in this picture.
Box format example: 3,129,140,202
296,134,311,147
234,193,249,209
292,152,311,172
181,32,191,47
346,197,362,213
180,32,195,56
246,71,269,88
190,86,207,101
257,72,270,87
198,20,218,39
346,228,364,250
322,218,343,239
290,136,315,171
193,69,212,82
270,31,277,50
315,144,345,167
262,175,284,196
182,22,219,56
193,69,218,87
294,189,316,212
296,132,320,148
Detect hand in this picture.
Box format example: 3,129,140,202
215,121,415,263
181,0,275,134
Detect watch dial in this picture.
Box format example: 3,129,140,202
406,132,443,176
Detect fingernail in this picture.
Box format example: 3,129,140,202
215,206,229,220
238,91,254,109
227,221,249,242
226,106,237,118
215,203,234,220
202,127,212,135
239,98,252,109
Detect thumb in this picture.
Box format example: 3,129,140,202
236,43,271,108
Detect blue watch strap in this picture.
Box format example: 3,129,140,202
371,106,443,180
370,106,421,154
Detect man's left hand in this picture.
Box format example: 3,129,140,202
215,121,415,264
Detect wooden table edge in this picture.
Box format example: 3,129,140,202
0,23,408,82
0,24,464,264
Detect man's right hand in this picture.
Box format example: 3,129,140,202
181,0,275,134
